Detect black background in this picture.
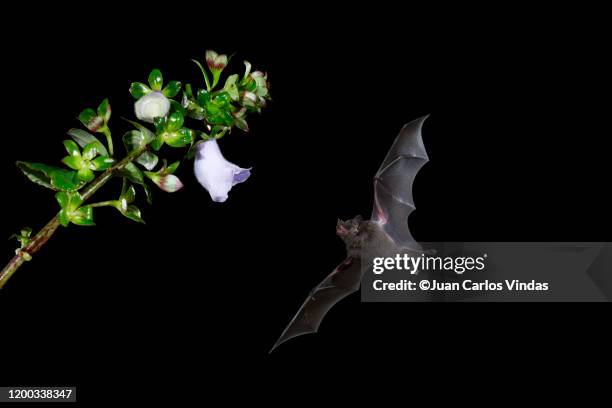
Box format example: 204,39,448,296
0,4,609,403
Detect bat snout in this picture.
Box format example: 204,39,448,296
336,221,349,236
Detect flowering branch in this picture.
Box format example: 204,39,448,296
1,50,270,289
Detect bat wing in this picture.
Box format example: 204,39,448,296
371,115,429,249
271,257,361,352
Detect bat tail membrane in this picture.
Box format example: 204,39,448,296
371,115,429,248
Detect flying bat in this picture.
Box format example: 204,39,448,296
272,115,430,351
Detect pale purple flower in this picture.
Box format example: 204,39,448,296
194,140,251,202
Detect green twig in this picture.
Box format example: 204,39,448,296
0,145,148,289
191,59,211,91
88,201,116,208
101,126,114,157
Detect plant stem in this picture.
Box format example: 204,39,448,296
101,126,114,157
0,217,60,289
0,145,147,289
89,201,116,208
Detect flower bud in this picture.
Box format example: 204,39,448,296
135,91,171,123
144,172,184,193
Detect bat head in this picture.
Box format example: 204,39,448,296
336,215,364,240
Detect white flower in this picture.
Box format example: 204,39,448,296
134,91,170,122
194,140,251,203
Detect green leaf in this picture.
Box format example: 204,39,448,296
186,140,203,159
136,151,158,171
55,191,70,209
63,140,81,157
78,108,103,132
143,184,153,204
224,74,240,101
62,156,83,170
119,162,144,184
162,81,182,98
77,168,95,182
184,102,206,120
242,60,252,81
167,111,184,132
50,169,87,191
241,91,258,108
123,205,144,223
233,115,249,132
59,209,70,227
55,191,82,210
165,128,194,147
56,192,92,227
123,185,136,203
214,92,232,107
210,126,228,139
233,108,249,131
207,108,234,126
252,71,268,88
129,82,151,99
9,227,32,241
125,120,155,144
119,162,152,204
17,162,86,191
170,99,186,116
197,89,211,106
78,108,96,124
123,130,146,153
211,68,225,89
82,142,99,161
97,98,111,123
150,135,164,151
67,129,109,156
10,227,33,248
148,69,163,91
153,116,167,133
242,76,257,92
164,161,181,174
70,206,95,226
184,83,194,99
91,156,115,171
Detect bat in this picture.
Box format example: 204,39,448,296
271,115,430,351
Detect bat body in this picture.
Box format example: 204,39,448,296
272,116,429,351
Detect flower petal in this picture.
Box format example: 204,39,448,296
232,168,251,185
193,140,251,203
134,92,171,123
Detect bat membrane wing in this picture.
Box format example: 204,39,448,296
271,258,362,351
273,116,430,350
372,116,429,248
